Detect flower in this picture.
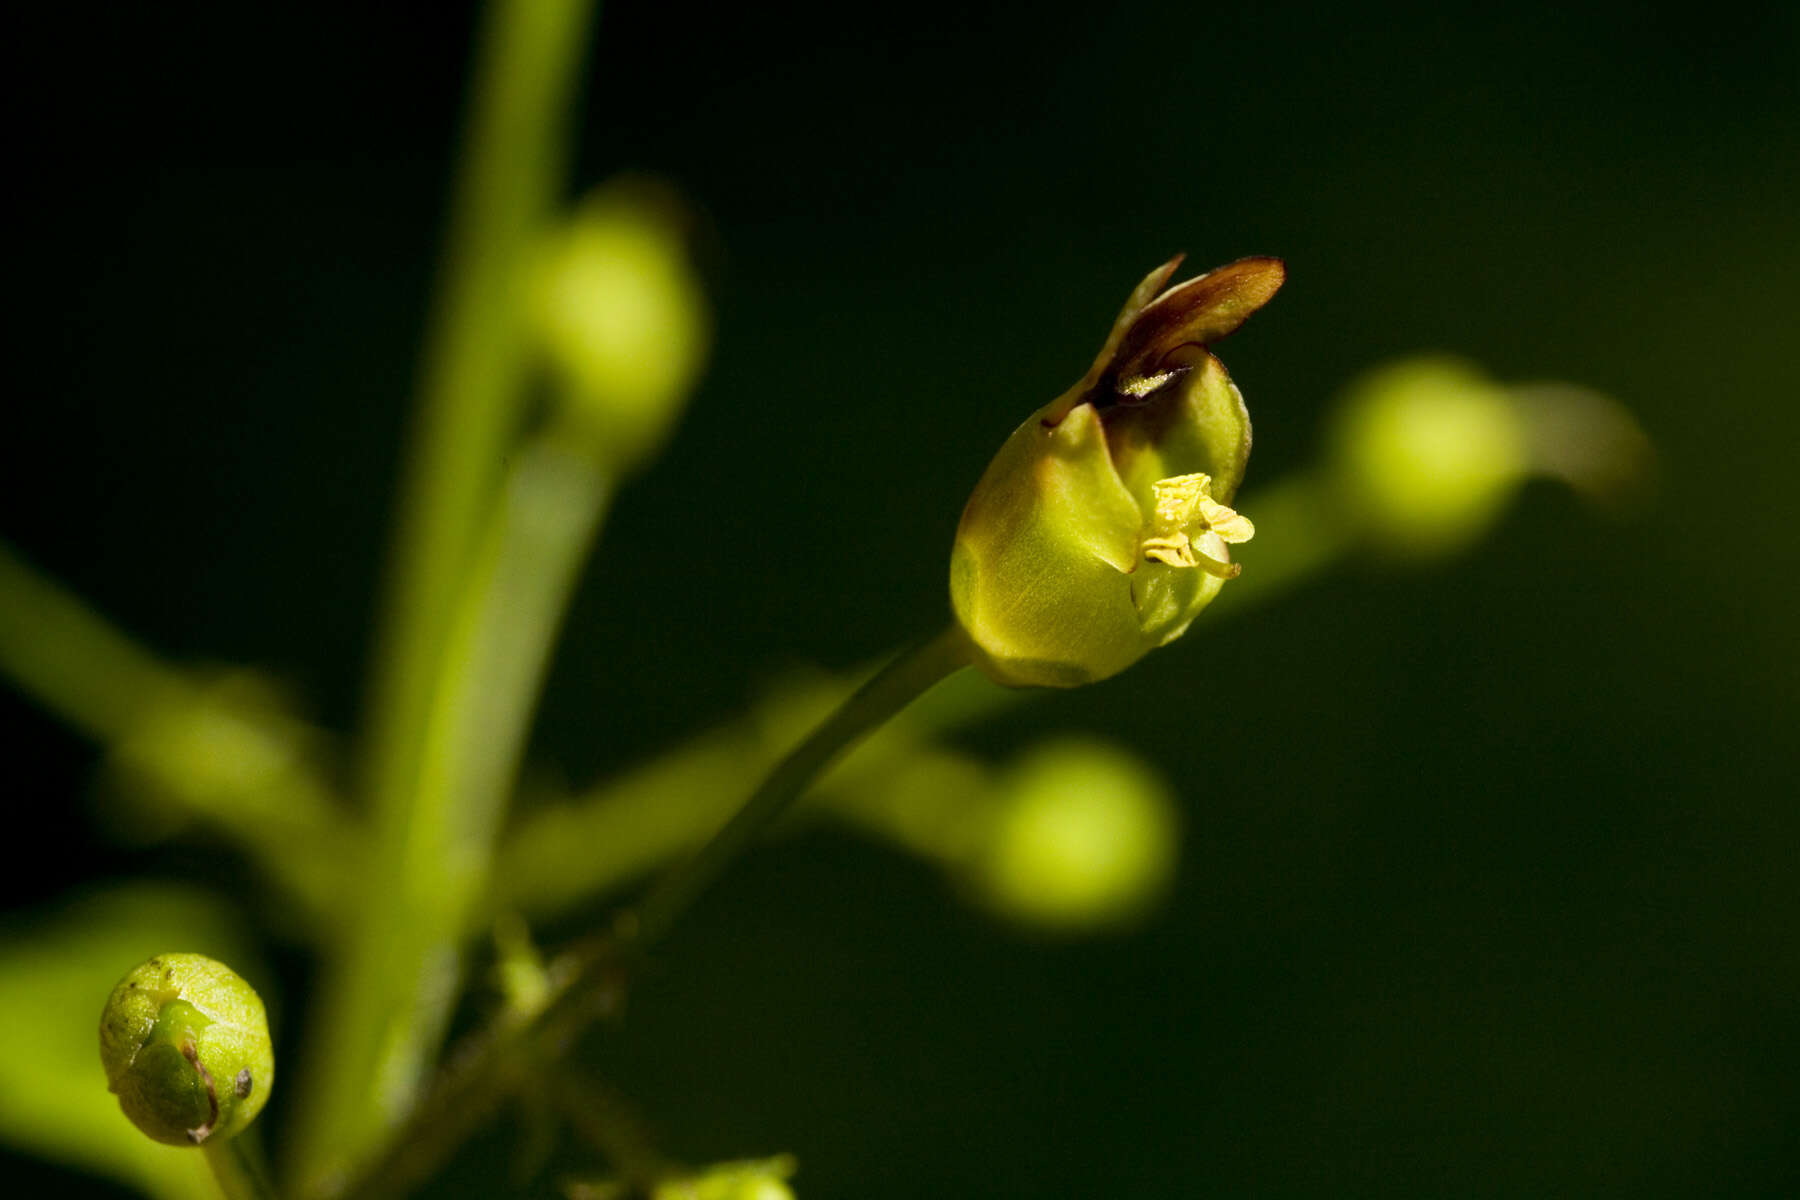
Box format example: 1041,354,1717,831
950,255,1283,688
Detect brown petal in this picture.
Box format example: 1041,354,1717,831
1111,254,1189,343
1070,254,1191,399
1111,257,1285,383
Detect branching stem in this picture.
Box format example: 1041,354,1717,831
289,0,600,1186
336,627,971,1200
622,625,973,952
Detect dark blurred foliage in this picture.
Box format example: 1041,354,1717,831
6,1,1798,1196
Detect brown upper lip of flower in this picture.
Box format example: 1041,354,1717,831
1057,254,1287,417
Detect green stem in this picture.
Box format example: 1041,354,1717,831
334,628,970,1200
0,538,185,741
203,1136,280,1200
489,716,987,923
422,429,614,933
552,1074,667,1187
295,433,612,1190
368,429,613,1094
0,540,350,922
290,0,599,1187
623,625,973,951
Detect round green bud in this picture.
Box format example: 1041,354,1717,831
630,1156,795,1200
950,256,1282,688
1328,357,1528,557
99,953,273,1146
667,1178,794,1200
971,739,1179,930
530,178,709,472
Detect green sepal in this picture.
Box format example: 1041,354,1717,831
952,403,1144,687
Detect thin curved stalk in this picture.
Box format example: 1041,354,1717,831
623,625,973,950
203,1136,280,1200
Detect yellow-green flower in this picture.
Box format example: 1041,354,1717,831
950,255,1282,687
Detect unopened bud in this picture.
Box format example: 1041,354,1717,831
1329,357,1528,556
531,179,709,471
98,953,272,1146
971,739,1179,930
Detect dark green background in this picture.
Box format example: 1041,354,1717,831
8,1,1798,1195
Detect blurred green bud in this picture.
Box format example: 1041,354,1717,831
531,179,709,471
951,256,1283,687
1328,357,1528,557
98,954,272,1146
570,1156,796,1200
654,1169,795,1200
971,739,1179,931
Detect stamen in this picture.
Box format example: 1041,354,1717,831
1142,473,1253,574
1142,535,1196,568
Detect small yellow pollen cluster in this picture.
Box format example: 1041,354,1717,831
1140,473,1254,576
1118,369,1182,399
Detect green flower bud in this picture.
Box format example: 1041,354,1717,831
570,1157,797,1200
1327,357,1528,557
951,256,1282,687
530,178,709,472
656,1171,795,1200
971,739,1179,931
98,953,273,1146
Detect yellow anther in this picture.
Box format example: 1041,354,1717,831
1142,473,1253,574
1141,534,1197,568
